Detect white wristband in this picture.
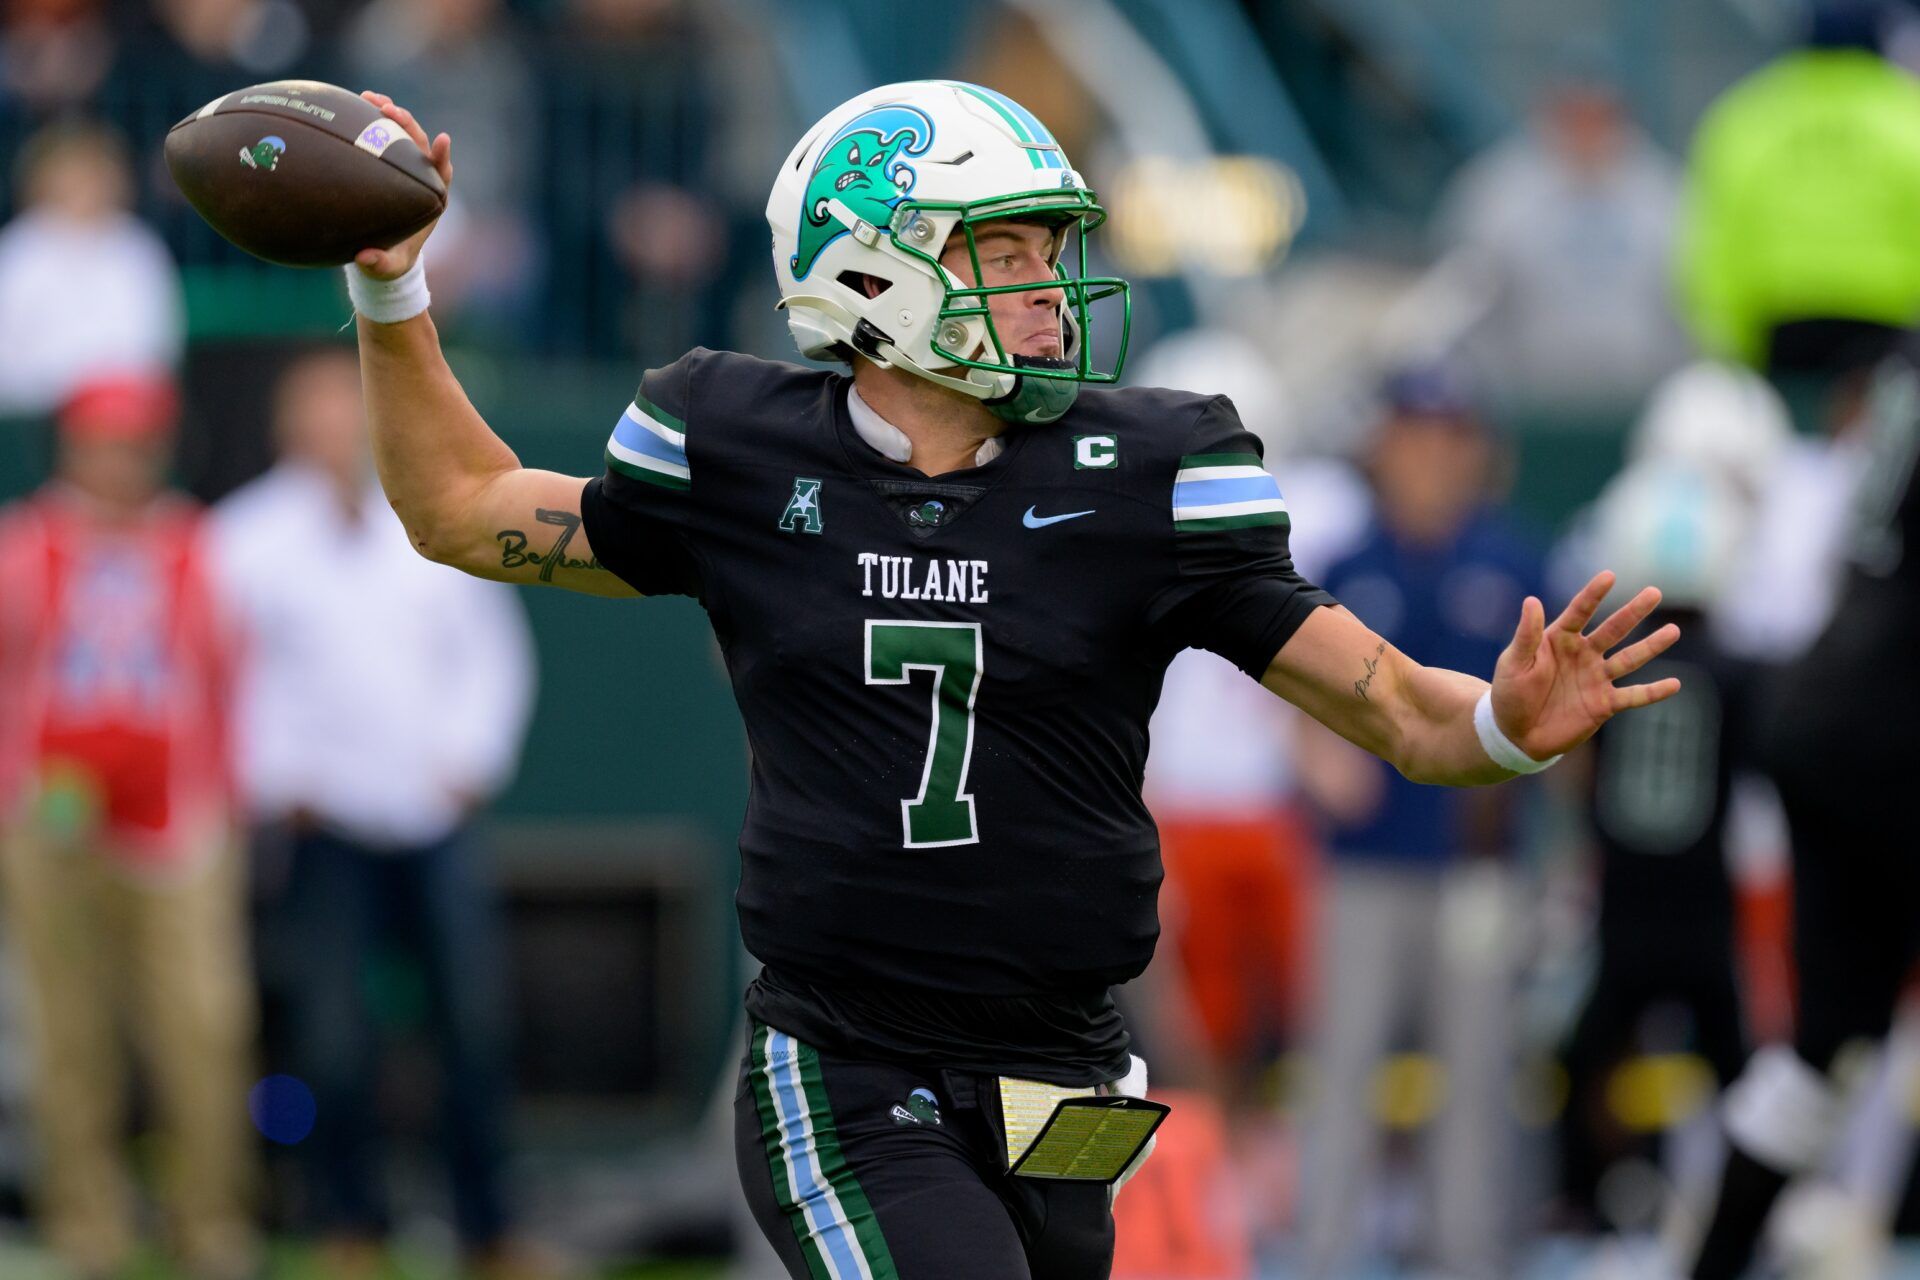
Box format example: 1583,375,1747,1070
344,251,430,324
1473,689,1560,774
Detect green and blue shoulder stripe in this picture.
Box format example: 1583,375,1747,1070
605,385,689,492
1172,452,1288,532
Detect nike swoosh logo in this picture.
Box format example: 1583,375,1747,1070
1023,506,1095,528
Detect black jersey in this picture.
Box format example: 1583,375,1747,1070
578,348,1332,1082
1766,344,1920,787
1585,620,1756,942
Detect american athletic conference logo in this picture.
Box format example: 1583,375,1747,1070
779,477,824,534
790,105,934,280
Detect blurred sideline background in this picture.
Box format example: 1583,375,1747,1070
0,0,1912,1276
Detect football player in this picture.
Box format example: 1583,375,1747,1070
1555,466,1757,1231
1684,341,1920,1278
342,82,1683,1280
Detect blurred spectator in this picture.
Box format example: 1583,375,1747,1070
561,0,789,357
1677,0,1920,378
98,0,316,143
1437,75,1685,413
151,0,309,78
1296,366,1544,1280
0,0,113,115
1139,329,1367,1112
544,0,713,356
1553,465,1758,1232
211,348,538,1279
1126,331,1367,1262
0,372,258,1280
344,0,540,329
1146,646,1313,1091
0,120,183,418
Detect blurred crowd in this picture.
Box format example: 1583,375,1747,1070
0,0,787,366
0,349,543,1279
1,0,1919,1277
1125,5,1920,1277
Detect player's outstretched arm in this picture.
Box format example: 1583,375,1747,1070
349,93,636,599
1259,571,1681,785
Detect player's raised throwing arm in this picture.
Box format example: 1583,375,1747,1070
348,92,636,598
1261,571,1681,784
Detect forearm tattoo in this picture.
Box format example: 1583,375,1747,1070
496,508,605,582
1353,641,1385,701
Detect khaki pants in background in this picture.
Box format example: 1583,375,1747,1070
0,825,260,1277
1299,858,1519,1280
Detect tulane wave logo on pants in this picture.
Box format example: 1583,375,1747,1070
890,1087,941,1126
791,105,934,280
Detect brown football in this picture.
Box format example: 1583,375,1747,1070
164,80,446,268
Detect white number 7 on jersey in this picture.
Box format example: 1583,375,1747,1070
864,620,983,848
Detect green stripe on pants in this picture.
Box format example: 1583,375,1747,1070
748,1026,835,1280
791,1036,899,1279
748,1025,900,1279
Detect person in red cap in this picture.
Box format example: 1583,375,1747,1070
0,370,259,1280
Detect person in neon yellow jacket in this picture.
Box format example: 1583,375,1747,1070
1678,4,1920,370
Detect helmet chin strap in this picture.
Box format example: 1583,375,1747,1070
983,355,1080,425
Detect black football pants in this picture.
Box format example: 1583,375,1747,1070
1783,780,1920,1072
1690,771,1919,1278
734,1018,1115,1280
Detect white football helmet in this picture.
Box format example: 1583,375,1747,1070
1629,360,1792,504
766,80,1131,424
1593,463,1747,611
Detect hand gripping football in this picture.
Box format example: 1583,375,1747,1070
164,80,446,268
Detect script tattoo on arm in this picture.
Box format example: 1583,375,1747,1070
496,508,605,583
1353,640,1386,702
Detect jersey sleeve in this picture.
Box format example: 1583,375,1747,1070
578,353,704,598
1146,396,1336,676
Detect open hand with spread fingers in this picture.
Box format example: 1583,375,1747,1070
1489,570,1682,762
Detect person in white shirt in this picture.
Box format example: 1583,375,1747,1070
211,347,538,1280
1137,330,1372,1111
0,122,184,419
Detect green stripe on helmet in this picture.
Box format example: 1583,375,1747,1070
951,83,1046,170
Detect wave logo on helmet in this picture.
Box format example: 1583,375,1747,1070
791,105,934,280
